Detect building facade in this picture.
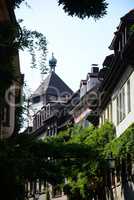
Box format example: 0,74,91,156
99,10,134,137
72,65,101,127
97,10,134,200
29,54,75,139
0,0,22,139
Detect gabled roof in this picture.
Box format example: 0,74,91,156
33,71,73,97
109,10,134,50
121,9,134,21
103,54,114,67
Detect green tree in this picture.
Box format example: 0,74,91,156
58,0,108,19
14,0,108,20
1,122,134,200
0,133,95,200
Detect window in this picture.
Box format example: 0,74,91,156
102,112,106,124
116,87,126,124
47,126,50,136
117,96,119,125
51,126,54,136
119,92,122,121
39,114,42,126
107,103,112,122
48,95,57,101
32,96,41,104
33,115,37,130
127,80,131,113
100,116,103,125
54,126,57,135
37,115,39,128
33,118,36,130
107,106,110,121
46,104,51,118
122,87,126,119
43,107,46,119
100,111,107,125
109,103,112,122
3,103,10,127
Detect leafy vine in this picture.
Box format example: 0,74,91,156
18,26,48,73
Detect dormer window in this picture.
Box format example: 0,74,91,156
48,95,57,102
32,95,41,104
128,24,134,38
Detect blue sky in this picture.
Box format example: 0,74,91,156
16,0,134,93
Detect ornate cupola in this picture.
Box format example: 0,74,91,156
49,53,57,72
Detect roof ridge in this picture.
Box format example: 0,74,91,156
49,71,73,92
121,9,134,20
32,71,73,97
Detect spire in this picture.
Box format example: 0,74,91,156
49,53,57,72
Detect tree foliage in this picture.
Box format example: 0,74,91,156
105,123,134,158
58,123,134,199
58,0,108,19
19,26,48,72
0,22,47,95
13,0,108,20
11,0,26,8
1,122,134,199
2,132,97,200
60,122,115,199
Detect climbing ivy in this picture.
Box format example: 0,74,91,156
104,123,134,158
57,122,134,200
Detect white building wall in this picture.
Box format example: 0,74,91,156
87,77,100,92
100,65,134,137
80,84,87,98
115,68,134,136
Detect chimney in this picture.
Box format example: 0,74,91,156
91,64,99,73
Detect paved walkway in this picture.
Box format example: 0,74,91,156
52,196,67,200
30,194,67,200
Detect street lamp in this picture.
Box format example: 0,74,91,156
107,154,116,186
108,154,115,169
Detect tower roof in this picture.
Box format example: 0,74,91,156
33,71,73,97
49,53,57,72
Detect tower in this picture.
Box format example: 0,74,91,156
49,53,57,72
